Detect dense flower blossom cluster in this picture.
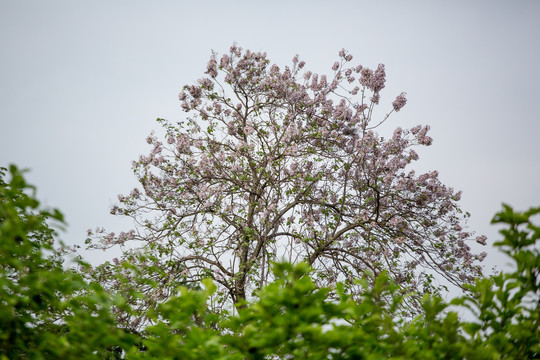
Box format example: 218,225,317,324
393,92,407,112
86,45,486,329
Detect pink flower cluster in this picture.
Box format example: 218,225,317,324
392,92,407,112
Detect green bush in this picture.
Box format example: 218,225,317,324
123,202,540,359
1,165,538,359
0,166,136,359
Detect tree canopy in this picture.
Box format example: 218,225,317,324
86,45,486,329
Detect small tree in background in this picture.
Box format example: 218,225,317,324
87,45,486,328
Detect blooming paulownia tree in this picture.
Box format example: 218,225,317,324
87,45,486,328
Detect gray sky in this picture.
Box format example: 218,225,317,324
1,0,539,274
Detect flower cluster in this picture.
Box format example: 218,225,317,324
392,92,407,112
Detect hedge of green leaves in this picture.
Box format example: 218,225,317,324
1,165,538,359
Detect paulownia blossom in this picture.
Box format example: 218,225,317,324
86,45,486,330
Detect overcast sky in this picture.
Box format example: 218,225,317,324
1,0,539,273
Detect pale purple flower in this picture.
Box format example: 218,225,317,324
417,126,433,145
104,232,115,245
206,56,218,78
220,54,230,68
360,68,372,87
198,77,214,89
416,125,431,145
475,235,487,246
410,125,422,135
188,85,202,99
310,73,318,89
370,64,386,92
230,44,241,55
130,188,141,199
392,92,407,112
176,134,191,154
319,75,327,88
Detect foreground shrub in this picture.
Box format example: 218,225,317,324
1,165,538,359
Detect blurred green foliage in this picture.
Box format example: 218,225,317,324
0,166,137,359
1,165,538,359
